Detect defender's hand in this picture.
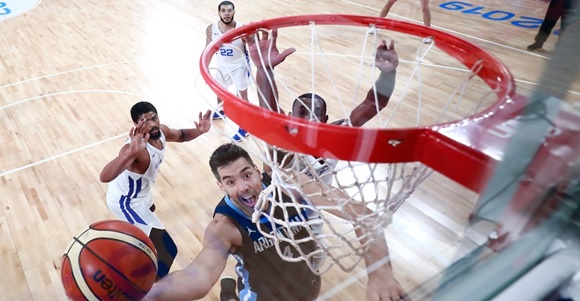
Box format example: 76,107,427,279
375,40,399,73
195,110,212,134
245,29,296,69
128,120,150,155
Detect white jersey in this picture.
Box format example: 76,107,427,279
298,155,338,185
211,21,247,67
106,132,166,211
295,121,346,185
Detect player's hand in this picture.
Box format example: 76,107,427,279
128,120,150,155
375,40,399,73
366,272,410,301
245,29,296,69
194,110,212,134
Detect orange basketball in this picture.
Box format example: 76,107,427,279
61,220,158,301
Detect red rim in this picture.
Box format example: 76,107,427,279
200,14,519,192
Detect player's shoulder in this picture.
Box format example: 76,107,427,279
209,214,242,244
212,213,238,230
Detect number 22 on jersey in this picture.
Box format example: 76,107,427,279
220,48,234,56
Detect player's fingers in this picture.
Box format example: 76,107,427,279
281,47,296,59
389,39,395,50
143,133,149,141
134,120,143,133
380,39,387,48
271,28,278,41
246,33,254,45
203,109,212,119
136,120,148,133
261,29,269,41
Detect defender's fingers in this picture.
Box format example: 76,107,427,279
257,29,269,41
246,33,256,45
377,39,388,50
281,47,296,59
388,39,395,50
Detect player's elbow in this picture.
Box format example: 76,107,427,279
99,171,113,183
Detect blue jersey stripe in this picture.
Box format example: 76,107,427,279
118,196,134,224
120,177,147,226
132,177,142,198
234,255,256,301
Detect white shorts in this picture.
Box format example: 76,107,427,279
213,63,250,92
106,194,164,236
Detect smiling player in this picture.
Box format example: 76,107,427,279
143,143,408,301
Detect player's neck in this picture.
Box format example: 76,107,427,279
219,20,236,32
148,137,163,150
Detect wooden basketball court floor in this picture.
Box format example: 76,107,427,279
1,0,578,300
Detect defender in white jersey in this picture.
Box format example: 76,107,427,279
205,1,250,141
100,101,211,279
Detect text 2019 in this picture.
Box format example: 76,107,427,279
439,1,544,29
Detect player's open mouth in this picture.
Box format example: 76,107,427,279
239,195,256,207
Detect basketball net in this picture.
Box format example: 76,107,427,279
199,15,521,275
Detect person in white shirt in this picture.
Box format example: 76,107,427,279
100,101,211,279
205,0,250,141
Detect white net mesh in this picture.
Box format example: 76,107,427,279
198,17,505,274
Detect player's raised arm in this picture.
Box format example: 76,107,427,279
246,29,295,112
99,120,150,183
349,39,399,127
142,216,236,301
161,110,212,143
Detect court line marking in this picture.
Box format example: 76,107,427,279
318,250,392,300
0,89,146,177
0,59,136,90
0,133,126,177
312,4,580,97
0,89,145,110
340,0,550,59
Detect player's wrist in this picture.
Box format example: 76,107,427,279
375,70,396,96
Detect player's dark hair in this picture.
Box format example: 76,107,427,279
218,1,235,11
209,143,255,180
294,93,327,114
130,101,158,123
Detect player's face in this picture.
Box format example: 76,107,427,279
216,157,263,215
218,5,235,25
292,98,328,123
137,112,161,140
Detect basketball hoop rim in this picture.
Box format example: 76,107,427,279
199,14,518,172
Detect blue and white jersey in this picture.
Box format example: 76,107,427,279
213,173,321,301
106,132,166,216
212,21,247,67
